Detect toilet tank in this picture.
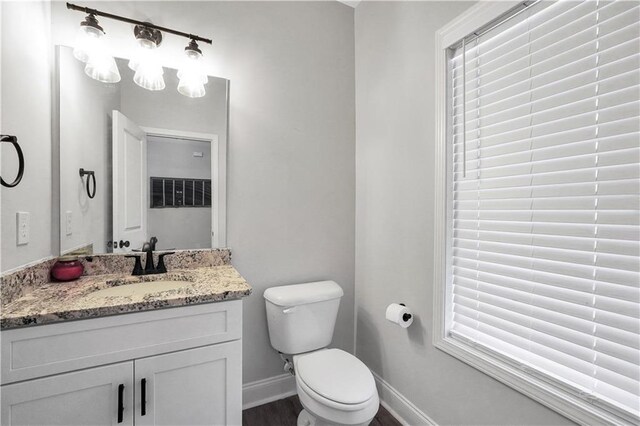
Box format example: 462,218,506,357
264,281,344,354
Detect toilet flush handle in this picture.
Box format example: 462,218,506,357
282,307,296,314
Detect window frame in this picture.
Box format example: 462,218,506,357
432,2,635,425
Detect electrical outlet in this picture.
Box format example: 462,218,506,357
66,211,73,236
17,212,30,246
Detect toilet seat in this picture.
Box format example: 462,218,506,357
294,349,376,406
293,349,379,425
296,374,376,411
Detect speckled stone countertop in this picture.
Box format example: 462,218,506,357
0,250,252,330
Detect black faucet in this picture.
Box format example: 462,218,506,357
126,237,174,276
142,241,156,274
149,236,158,251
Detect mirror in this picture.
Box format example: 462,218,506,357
57,45,228,255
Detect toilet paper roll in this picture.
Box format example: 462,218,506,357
385,303,413,328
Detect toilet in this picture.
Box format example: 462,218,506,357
264,281,379,426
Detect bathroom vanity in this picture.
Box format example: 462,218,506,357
0,250,251,425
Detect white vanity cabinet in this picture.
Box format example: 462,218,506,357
1,362,134,426
1,300,243,426
134,341,241,426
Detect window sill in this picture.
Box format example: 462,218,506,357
433,335,633,426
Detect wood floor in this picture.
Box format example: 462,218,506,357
243,395,401,426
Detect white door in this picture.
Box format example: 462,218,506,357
113,111,147,252
134,341,242,426
1,362,133,426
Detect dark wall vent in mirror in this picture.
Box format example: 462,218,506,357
150,177,211,208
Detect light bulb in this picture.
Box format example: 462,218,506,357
73,15,105,63
128,38,157,71
177,40,208,98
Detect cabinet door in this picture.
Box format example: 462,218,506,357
1,362,133,426
135,341,242,426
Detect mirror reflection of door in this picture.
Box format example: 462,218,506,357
112,111,147,253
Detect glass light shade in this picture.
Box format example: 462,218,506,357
177,50,208,98
84,51,121,83
130,38,165,91
73,25,104,63
177,77,205,98
133,63,165,91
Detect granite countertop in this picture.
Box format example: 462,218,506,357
1,264,252,330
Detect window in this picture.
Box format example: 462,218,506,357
434,1,639,424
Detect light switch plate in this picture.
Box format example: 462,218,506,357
66,211,73,236
17,212,30,245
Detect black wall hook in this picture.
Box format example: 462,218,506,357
1,135,25,188
79,168,96,199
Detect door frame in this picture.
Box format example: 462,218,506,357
141,127,226,248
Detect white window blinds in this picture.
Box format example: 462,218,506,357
448,0,640,421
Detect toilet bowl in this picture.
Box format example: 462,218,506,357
293,349,379,426
264,281,379,426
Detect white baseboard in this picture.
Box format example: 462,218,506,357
373,372,437,426
243,373,297,410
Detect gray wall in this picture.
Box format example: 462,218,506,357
51,1,356,384
1,1,53,272
147,136,212,250
354,2,574,425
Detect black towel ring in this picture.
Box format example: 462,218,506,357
1,135,25,188
79,168,97,199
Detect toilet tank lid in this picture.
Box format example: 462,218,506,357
263,281,344,307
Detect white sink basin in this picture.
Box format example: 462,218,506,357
85,280,190,299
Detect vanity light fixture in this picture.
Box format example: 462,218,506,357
67,2,213,96
72,13,121,83
177,40,208,98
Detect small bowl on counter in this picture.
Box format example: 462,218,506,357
50,256,84,282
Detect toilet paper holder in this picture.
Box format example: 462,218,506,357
399,303,412,322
